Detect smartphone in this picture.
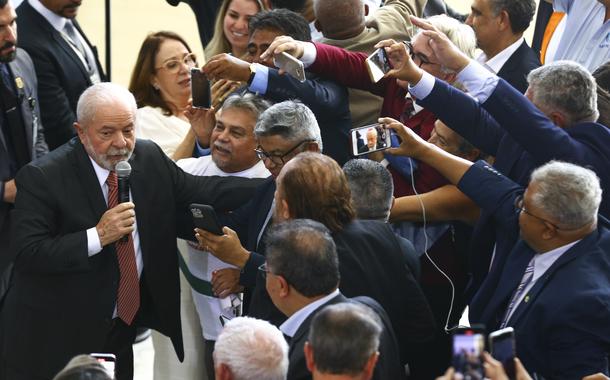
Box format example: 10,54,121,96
191,68,211,108
365,47,391,83
350,123,392,156
273,52,306,82
489,327,516,379
90,353,116,378
189,203,224,235
452,326,485,380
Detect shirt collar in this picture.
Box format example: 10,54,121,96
29,0,68,32
88,155,111,189
531,239,581,282
280,288,340,338
476,37,524,74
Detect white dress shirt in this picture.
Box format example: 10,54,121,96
476,37,525,74
280,288,341,338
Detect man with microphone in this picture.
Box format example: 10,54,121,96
0,82,261,380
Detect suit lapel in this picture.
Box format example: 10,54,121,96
508,232,599,326
497,41,525,81
52,30,91,82
483,242,536,327
71,139,107,218
7,59,33,160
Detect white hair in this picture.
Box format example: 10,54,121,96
214,317,289,380
76,83,137,127
421,15,477,60
530,161,602,229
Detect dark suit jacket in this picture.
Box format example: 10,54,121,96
0,48,48,292
246,219,435,365
2,138,260,379
16,0,106,150
287,293,407,380
460,161,610,379
496,40,541,94
418,77,610,299
263,70,352,166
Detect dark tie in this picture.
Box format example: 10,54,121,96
106,171,140,325
399,96,416,125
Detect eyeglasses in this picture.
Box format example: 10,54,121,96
404,41,434,68
514,194,584,231
156,53,198,73
254,139,315,166
258,263,271,279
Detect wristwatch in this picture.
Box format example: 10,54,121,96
247,63,257,86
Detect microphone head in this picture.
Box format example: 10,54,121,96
115,161,132,178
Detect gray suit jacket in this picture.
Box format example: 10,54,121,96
0,47,48,289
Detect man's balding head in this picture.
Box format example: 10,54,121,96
313,0,365,39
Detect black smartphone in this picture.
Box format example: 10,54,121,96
189,203,223,235
90,353,116,378
191,68,211,108
489,327,516,379
452,326,485,380
365,47,391,83
350,123,392,156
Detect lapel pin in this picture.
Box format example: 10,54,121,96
524,295,530,303
15,77,24,89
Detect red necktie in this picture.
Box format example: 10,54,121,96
106,171,140,325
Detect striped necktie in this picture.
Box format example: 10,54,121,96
107,171,140,325
500,257,535,328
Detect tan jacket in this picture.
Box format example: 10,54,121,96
319,0,427,128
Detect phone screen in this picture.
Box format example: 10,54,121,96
452,330,485,379
490,330,516,379
191,68,211,108
370,48,391,73
350,124,392,156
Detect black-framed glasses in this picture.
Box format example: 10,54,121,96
254,139,315,166
156,52,198,73
404,41,433,68
514,194,583,231
258,263,271,279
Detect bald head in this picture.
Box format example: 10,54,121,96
313,0,365,39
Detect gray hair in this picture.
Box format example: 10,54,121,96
52,355,111,380
254,100,323,151
342,159,394,221
221,93,272,121
527,61,599,124
529,161,602,229
214,317,289,380
488,0,535,34
77,83,137,127
420,15,477,59
308,303,382,376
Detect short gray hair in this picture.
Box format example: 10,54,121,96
77,83,137,127
221,93,272,121
214,317,289,380
421,15,477,59
254,100,323,151
342,159,394,221
488,0,535,34
308,303,382,376
527,61,599,124
529,161,602,229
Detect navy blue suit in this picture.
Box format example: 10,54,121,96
417,77,610,298
263,70,352,166
459,161,610,379
495,40,541,94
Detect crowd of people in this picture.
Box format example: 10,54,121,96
0,0,609,379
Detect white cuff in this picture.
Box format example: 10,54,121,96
87,227,103,256
408,70,436,100
456,60,499,103
301,42,317,68
380,159,390,168
248,63,269,95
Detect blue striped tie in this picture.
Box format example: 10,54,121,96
500,257,535,328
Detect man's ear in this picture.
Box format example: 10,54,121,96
277,274,290,297
304,342,316,373
216,363,233,380
364,3,369,16
441,72,457,84
74,122,85,141
304,142,320,153
541,221,559,240
548,111,567,128
362,352,379,379
497,10,511,32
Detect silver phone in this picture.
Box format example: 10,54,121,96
273,52,306,82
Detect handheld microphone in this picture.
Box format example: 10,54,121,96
115,161,132,242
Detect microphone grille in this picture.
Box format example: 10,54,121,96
115,161,132,177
